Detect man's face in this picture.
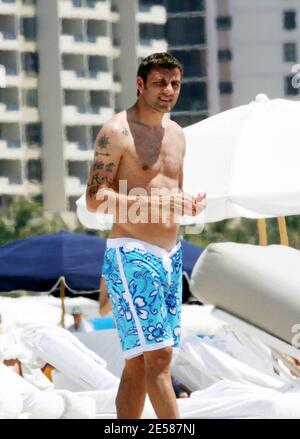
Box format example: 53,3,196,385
137,67,181,113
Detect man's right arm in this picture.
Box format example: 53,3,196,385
86,123,127,213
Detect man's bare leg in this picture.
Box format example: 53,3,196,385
144,347,180,419
116,355,146,419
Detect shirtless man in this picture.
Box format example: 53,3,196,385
86,52,206,419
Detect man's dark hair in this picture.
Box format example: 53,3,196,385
137,52,183,96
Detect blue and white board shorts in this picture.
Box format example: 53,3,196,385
102,238,182,360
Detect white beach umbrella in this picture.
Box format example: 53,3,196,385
183,94,300,242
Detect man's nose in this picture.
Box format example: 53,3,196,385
163,83,174,94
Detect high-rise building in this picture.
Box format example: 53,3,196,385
0,0,167,215
164,0,210,127
0,0,42,211
216,0,300,111
3,0,297,216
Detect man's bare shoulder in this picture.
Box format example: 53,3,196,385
166,118,185,137
96,111,130,150
166,118,186,152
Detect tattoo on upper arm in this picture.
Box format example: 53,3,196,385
122,127,129,136
88,185,99,197
93,161,105,171
95,152,110,157
105,162,116,172
97,135,110,149
92,161,116,172
88,173,113,188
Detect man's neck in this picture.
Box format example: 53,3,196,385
130,101,166,128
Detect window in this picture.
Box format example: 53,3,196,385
25,123,42,145
166,17,205,46
140,0,164,5
218,49,232,61
72,0,82,7
22,52,39,75
171,49,206,77
27,159,42,182
283,43,297,62
139,24,165,40
88,55,109,72
21,17,37,41
175,82,207,112
32,194,43,204
216,15,232,30
283,10,297,30
165,0,205,13
284,74,299,95
86,0,95,7
171,114,207,128
23,89,38,107
219,81,233,94
216,16,232,30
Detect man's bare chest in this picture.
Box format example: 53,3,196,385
118,140,182,187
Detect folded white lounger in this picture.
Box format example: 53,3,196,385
190,243,300,363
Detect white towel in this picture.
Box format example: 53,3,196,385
21,325,119,390
0,391,23,419
178,380,300,419
57,390,96,419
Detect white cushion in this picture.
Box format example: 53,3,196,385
190,243,300,345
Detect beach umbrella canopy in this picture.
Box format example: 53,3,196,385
0,231,106,293
0,231,203,292
181,239,204,278
183,94,300,223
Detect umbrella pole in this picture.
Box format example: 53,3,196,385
257,219,268,246
277,216,289,246
60,277,65,328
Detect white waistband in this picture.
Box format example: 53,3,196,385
106,237,181,258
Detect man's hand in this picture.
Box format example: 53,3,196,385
161,191,206,222
193,192,206,216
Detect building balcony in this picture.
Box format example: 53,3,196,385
18,37,37,52
0,176,24,195
65,175,87,196
0,31,18,50
0,102,20,122
24,180,42,194
0,139,22,159
137,5,166,24
0,0,17,15
60,34,111,56
59,0,110,20
65,141,94,160
138,39,168,58
61,69,113,90
21,107,40,123
20,0,35,15
24,145,41,160
3,66,20,86
63,105,113,125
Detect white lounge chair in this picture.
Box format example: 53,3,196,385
189,242,300,383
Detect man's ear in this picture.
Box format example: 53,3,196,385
136,76,144,94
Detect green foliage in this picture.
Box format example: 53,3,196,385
1,198,299,250
182,216,300,250
0,198,70,246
